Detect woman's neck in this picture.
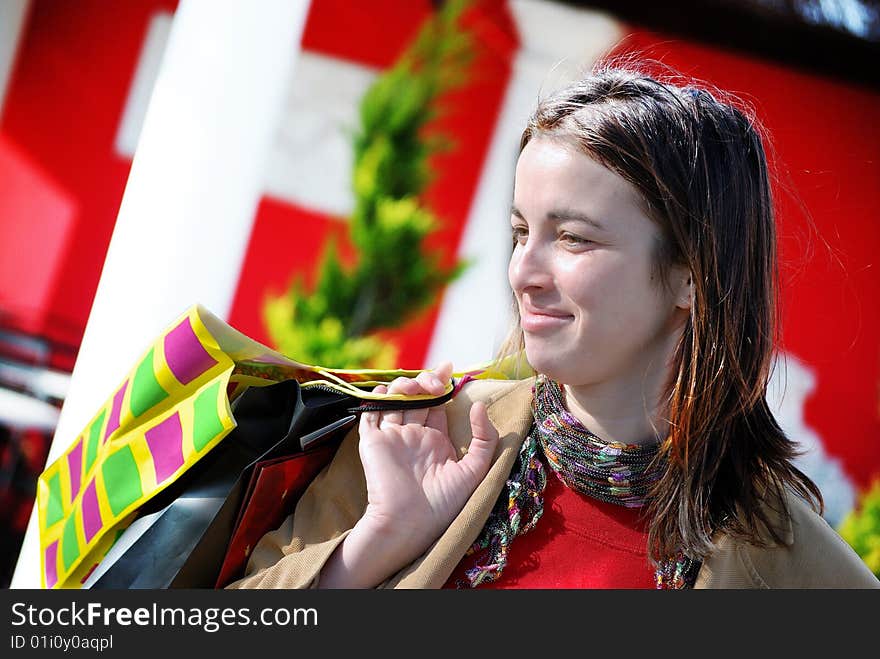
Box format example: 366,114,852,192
559,331,679,446
561,379,666,446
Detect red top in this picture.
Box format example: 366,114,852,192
443,472,656,589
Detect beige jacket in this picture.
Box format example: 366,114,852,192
227,378,880,589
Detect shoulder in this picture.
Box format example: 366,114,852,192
699,489,879,588
748,491,880,588
447,376,535,425
441,377,535,456
454,376,535,405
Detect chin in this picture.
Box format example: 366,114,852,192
523,347,570,382
524,343,602,387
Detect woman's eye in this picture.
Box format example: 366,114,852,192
511,226,528,243
560,232,590,246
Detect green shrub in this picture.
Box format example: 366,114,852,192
265,0,471,368
838,479,880,576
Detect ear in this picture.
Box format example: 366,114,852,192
673,268,694,311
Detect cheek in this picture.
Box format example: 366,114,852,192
607,278,675,337
558,258,618,308
566,262,665,330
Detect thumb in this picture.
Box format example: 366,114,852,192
459,401,499,482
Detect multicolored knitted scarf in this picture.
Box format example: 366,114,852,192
459,375,701,589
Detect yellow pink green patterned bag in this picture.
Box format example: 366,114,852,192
37,304,518,589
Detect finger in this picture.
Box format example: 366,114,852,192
402,371,444,426
386,376,422,395
414,370,444,395
458,401,500,484
384,377,423,425
381,379,407,426
402,371,444,425
432,361,454,387
402,405,430,427
360,408,378,433
425,403,449,437
384,366,454,428
360,384,386,431
382,405,403,427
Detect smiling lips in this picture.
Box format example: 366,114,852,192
519,302,574,332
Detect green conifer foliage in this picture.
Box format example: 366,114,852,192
838,479,880,576
265,0,472,368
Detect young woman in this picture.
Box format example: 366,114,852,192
228,64,879,589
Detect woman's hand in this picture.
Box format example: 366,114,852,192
318,362,500,588
358,362,500,546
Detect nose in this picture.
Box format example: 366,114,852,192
508,237,552,294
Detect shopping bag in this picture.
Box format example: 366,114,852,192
83,378,366,588
36,303,479,589
212,415,354,588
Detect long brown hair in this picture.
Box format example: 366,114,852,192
498,62,823,562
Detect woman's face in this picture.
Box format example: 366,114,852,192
508,137,689,389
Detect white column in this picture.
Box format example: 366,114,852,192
11,0,311,588
0,0,31,122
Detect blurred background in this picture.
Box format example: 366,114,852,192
1,0,879,588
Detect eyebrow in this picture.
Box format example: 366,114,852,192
510,204,608,233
